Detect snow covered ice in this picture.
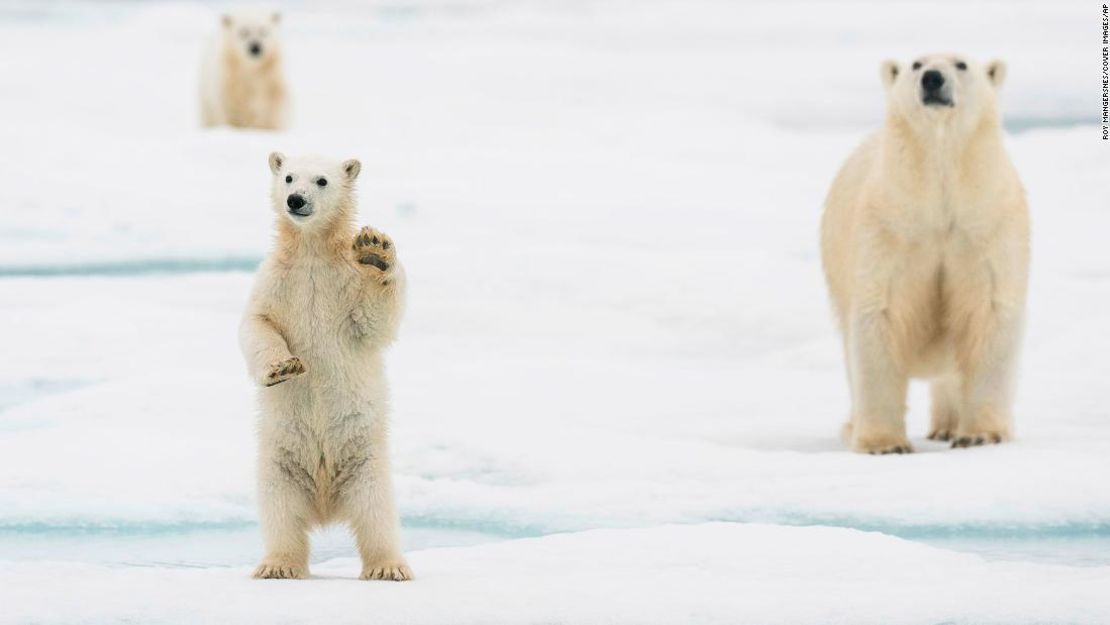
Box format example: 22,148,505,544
8,524,1110,625
0,0,1108,623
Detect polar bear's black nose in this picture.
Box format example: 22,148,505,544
287,194,306,210
921,70,945,91
249,42,262,57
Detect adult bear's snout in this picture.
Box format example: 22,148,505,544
921,69,945,92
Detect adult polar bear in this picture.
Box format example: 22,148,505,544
200,10,288,130
240,153,410,580
821,54,1029,454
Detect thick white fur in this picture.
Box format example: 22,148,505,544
199,10,288,130
240,153,410,580
820,54,1029,454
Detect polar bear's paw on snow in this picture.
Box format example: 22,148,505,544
926,412,954,442
263,356,305,387
253,559,307,580
926,429,954,442
843,422,913,455
952,424,1009,448
864,441,913,455
360,561,414,582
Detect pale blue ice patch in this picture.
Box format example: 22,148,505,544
0,256,261,278
2,517,1109,568
0,379,92,422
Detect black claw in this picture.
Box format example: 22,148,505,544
382,240,391,250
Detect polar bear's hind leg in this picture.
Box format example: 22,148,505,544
254,455,315,579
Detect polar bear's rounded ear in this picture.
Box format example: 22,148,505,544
880,60,900,89
268,152,285,175
271,12,281,24
987,59,1007,88
221,14,233,29
342,159,361,181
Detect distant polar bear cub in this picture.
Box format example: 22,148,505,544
820,54,1029,454
240,152,410,580
200,10,288,129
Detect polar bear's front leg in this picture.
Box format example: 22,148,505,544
951,321,1021,448
240,313,305,387
260,86,287,131
928,375,961,442
846,309,912,454
950,262,1025,448
349,227,406,344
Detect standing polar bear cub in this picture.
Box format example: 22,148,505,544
240,153,410,580
821,54,1029,454
200,10,288,130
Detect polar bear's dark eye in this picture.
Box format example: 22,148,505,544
955,61,967,71
285,175,292,183
912,61,922,70
316,178,328,187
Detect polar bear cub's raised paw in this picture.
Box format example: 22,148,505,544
353,226,397,281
